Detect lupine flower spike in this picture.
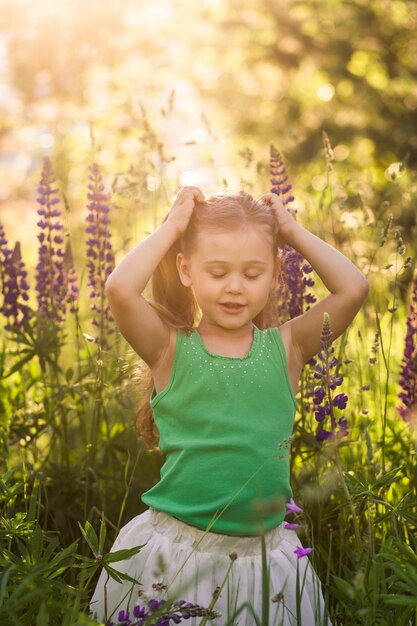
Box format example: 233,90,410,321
269,144,316,325
313,312,348,441
0,228,31,331
85,162,116,349
397,267,417,422
35,157,67,328
106,598,221,626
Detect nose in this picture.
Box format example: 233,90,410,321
225,274,243,294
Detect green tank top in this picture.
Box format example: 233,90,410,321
141,324,298,536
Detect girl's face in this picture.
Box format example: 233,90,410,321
176,224,278,331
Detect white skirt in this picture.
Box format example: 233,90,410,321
89,507,332,626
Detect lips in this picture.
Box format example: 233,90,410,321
220,302,246,314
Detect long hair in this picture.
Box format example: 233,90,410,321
135,190,280,450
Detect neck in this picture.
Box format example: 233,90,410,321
197,319,254,340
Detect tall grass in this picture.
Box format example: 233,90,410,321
1,130,416,625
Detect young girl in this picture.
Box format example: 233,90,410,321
90,187,369,626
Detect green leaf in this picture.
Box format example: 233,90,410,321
379,594,417,607
98,514,106,554
373,466,405,490
103,563,143,586
104,544,146,564
36,600,50,626
3,352,35,378
78,521,99,555
0,563,13,607
332,575,354,601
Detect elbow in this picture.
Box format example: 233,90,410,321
104,274,120,297
355,276,370,302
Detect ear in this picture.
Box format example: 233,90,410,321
270,256,281,290
176,252,193,287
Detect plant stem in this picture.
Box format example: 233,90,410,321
333,444,362,552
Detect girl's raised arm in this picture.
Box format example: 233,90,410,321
259,193,370,367
105,186,204,367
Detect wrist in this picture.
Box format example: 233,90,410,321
161,218,184,241
279,222,304,248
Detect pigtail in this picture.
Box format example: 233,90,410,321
151,238,197,329
135,233,198,451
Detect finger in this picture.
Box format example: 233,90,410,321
193,188,205,202
179,186,203,194
260,193,284,207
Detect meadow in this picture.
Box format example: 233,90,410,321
1,138,417,626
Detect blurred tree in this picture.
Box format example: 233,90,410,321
187,0,417,173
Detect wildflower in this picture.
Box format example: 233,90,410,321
268,144,316,325
117,609,131,624
294,546,313,559
133,605,149,619
35,156,67,327
149,598,165,612
333,393,348,410
0,229,31,331
85,162,116,349
313,312,349,441
285,497,302,515
397,267,417,422
284,522,299,530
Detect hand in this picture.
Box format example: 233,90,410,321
258,192,298,246
166,186,205,236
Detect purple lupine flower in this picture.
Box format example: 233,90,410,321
397,267,417,422
63,239,79,315
284,522,299,530
117,609,131,624
85,162,115,349
333,393,348,410
34,157,67,327
285,497,302,514
0,227,32,331
313,312,349,441
268,145,316,326
294,546,313,559
108,598,222,626
149,598,165,612
133,605,149,619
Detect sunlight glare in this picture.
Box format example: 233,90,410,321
317,84,335,101
39,132,55,148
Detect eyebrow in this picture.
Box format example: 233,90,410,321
202,260,268,266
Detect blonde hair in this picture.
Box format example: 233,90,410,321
135,190,280,450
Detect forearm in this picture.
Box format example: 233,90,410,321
105,220,180,296
286,223,369,295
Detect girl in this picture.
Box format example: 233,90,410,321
90,187,369,626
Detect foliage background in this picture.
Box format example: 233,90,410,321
1,1,417,624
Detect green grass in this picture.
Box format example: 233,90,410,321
1,148,417,626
